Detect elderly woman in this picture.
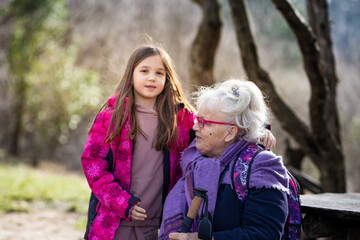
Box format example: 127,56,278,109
159,79,291,240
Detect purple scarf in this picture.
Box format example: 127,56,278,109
159,139,288,240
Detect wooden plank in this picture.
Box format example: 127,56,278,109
301,193,360,239
300,193,360,220
302,214,349,239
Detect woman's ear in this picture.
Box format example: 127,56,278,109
225,126,238,142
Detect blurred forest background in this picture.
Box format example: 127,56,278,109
0,0,359,237
0,0,359,193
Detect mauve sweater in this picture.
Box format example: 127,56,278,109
115,103,163,239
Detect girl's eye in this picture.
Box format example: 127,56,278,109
141,69,148,73
157,72,164,76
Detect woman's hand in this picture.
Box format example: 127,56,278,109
169,232,199,240
130,202,147,221
260,129,276,150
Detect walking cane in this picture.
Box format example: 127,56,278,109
180,187,207,233
180,187,213,240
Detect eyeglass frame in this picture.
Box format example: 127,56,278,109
194,114,236,128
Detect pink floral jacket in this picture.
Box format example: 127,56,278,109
81,95,194,240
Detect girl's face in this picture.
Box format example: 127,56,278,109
133,55,166,108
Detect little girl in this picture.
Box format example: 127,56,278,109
81,45,195,240
81,45,276,240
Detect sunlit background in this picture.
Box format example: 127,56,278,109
0,0,359,239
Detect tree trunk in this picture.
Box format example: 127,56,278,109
8,76,26,156
306,0,341,144
284,139,304,170
273,0,345,192
306,0,344,192
189,0,222,92
228,0,346,192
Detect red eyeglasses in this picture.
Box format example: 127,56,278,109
194,114,236,128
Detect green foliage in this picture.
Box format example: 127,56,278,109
0,163,90,213
6,0,101,154
25,37,100,147
75,216,88,231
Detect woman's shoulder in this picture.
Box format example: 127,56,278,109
248,150,289,193
253,149,280,164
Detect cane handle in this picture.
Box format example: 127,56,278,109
187,196,203,219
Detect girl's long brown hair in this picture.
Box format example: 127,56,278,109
91,45,193,151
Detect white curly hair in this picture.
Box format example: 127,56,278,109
193,79,271,142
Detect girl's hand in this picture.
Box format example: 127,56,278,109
260,129,276,150
169,232,199,240
130,202,147,221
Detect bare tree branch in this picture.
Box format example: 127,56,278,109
306,0,341,145
271,0,334,151
271,0,345,192
228,0,323,167
189,0,222,92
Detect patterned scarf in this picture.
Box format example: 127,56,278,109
159,140,251,239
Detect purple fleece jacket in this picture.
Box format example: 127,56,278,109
159,139,289,240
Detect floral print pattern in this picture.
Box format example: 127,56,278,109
233,143,260,201
232,143,301,240
81,95,194,240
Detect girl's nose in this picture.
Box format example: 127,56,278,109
148,72,156,81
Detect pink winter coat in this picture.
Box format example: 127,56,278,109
81,95,194,240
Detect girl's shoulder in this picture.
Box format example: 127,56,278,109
92,102,115,131
100,94,119,117
177,103,194,118
176,104,194,131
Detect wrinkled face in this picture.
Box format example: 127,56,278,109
133,55,166,108
193,107,234,158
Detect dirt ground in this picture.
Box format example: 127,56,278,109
0,210,84,240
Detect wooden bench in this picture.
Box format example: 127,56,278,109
300,193,360,240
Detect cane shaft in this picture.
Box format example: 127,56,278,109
180,188,207,233
187,196,203,219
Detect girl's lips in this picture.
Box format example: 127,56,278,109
145,85,156,89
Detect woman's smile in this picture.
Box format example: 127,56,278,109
195,134,202,141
